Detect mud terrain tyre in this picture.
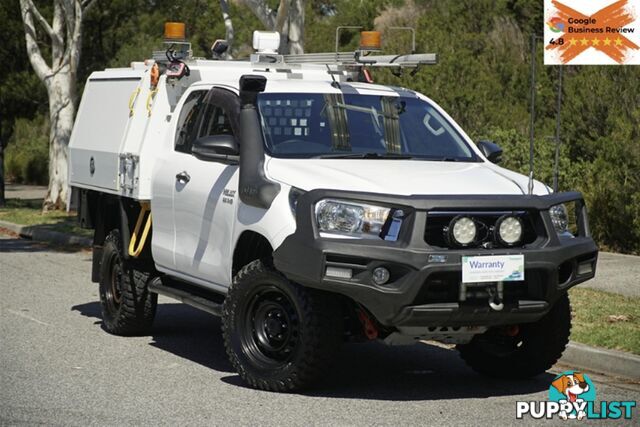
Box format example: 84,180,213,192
457,293,571,378
222,259,342,392
99,230,157,335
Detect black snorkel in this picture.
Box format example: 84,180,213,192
238,75,281,209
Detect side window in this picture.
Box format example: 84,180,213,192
198,103,234,138
175,90,206,153
194,88,241,150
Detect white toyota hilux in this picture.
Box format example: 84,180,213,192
68,29,598,391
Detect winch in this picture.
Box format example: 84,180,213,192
460,281,505,311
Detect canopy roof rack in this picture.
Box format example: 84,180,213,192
249,29,437,69
151,28,437,74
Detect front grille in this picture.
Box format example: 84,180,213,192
413,270,548,305
424,210,544,249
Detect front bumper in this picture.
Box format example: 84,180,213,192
273,190,598,327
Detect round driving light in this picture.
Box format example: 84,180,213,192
449,216,477,246
496,215,523,246
372,267,390,285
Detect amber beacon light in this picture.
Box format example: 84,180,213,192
359,31,382,51
164,22,186,41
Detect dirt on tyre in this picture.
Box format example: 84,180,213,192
222,259,342,392
99,229,157,335
457,292,571,379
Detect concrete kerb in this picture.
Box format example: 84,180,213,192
560,341,640,381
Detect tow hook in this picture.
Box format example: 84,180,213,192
504,325,520,336
357,308,379,340
487,282,504,311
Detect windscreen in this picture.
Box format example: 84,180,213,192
257,92,478,161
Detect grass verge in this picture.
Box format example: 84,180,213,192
570,287,640,355
0,199,92,238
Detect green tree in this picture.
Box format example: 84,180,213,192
3,0,638,252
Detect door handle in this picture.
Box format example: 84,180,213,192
175,171,190,184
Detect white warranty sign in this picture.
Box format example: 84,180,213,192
462,255,525,283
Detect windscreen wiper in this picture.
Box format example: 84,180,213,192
414,156,462,162
315,152,414,159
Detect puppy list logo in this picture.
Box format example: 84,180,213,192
549,371,596,420
516,371,637,420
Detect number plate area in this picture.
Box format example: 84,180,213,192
462,255,525,284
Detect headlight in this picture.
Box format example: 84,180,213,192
495,215,523,246
549,204,569,234
447,216,477,246
315,199,390,238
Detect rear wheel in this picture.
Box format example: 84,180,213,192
99,230,157,335
457,293,571,378
222,259,342,392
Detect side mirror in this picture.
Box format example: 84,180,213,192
477,140,503,164
192,135,239,163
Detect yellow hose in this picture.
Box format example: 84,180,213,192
128,202,152,258
146,88,158,116
128,87,140,116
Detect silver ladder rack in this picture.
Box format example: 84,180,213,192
250,51,437,68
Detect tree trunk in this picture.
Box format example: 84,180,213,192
44,70,76,211
20,0,90,211
287,0,304,54
242,0,304,54
0,143,5,207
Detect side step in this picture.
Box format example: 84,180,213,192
148,277,224,317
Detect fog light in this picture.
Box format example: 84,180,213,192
325,266,352,279
372,267,390,285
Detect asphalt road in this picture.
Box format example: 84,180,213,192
1,234,639,426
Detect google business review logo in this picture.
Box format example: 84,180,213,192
547,17,566,32
544,0,640,65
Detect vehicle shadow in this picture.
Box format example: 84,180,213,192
71,301,234,373
309,342,554,401
73,300,553,401
0,235,87,253
221,341,555,401
0,236,49,252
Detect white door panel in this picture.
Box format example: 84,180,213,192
151,87,209,272
173,155,239,287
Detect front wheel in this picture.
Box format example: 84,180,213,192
457,293,571,378
222,259,342,392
